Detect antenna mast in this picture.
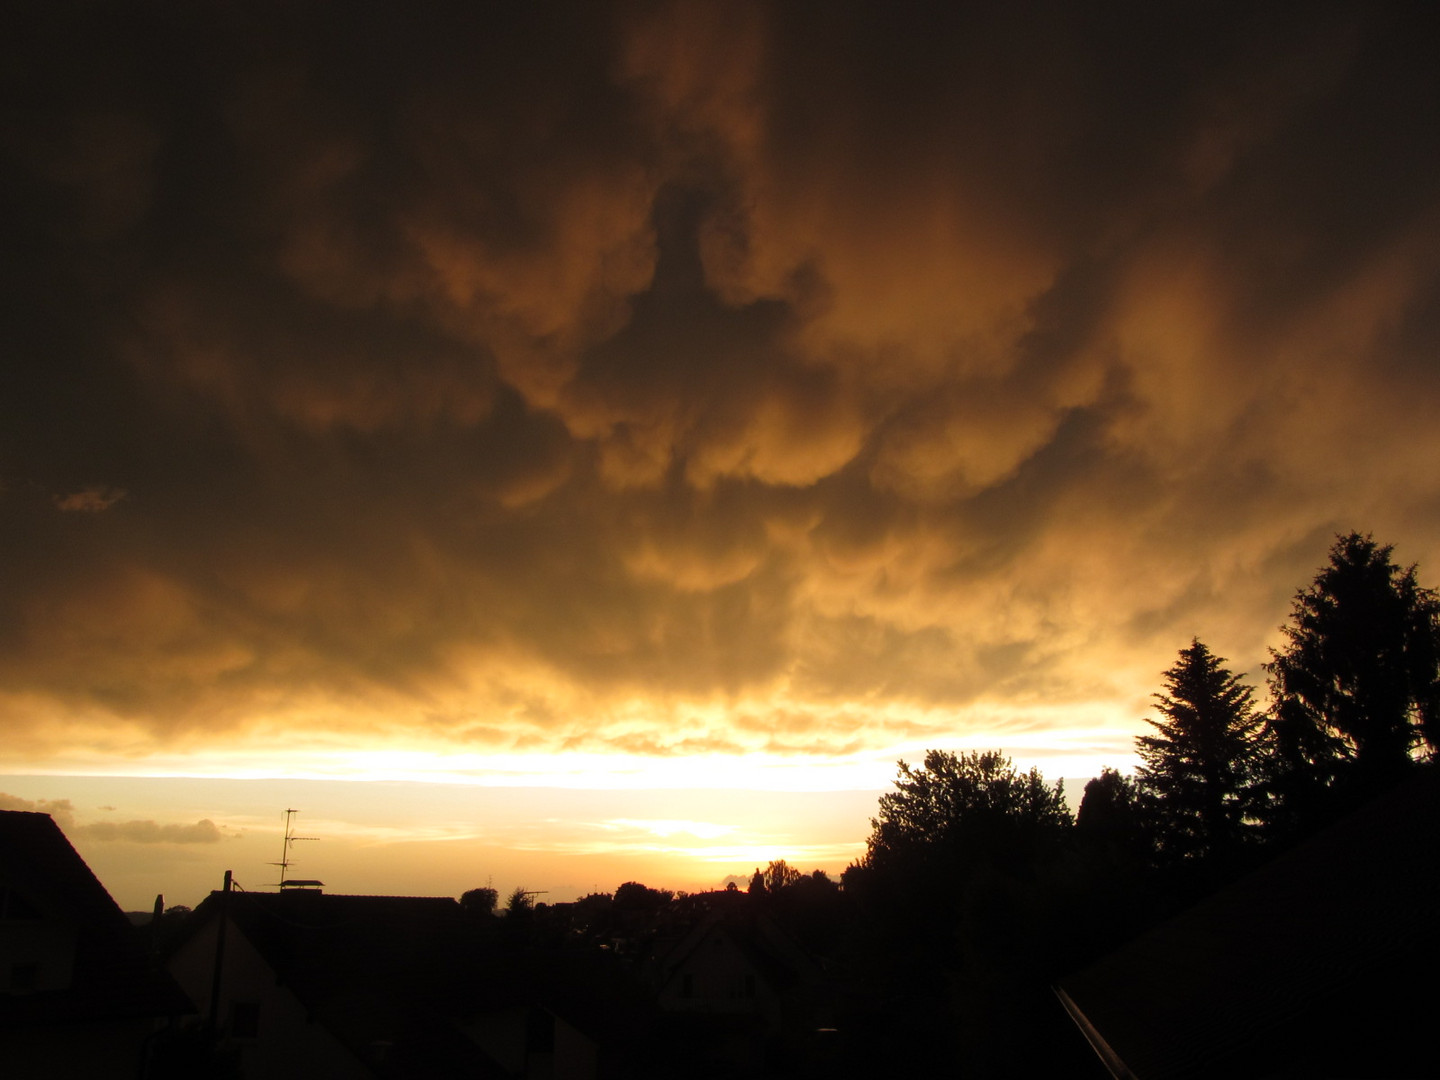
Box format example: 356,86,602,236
269,809,323,890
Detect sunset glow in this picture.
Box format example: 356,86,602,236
4,1,1439,911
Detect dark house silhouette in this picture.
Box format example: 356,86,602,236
168,887,605,1079
654,908,824,1028
646,906,835,1076
1056,768,1440,1079
0,810,191,1077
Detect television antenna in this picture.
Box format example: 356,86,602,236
269,809,323,890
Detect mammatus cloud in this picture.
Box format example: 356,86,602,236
2,2,1439,775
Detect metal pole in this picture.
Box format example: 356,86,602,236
207,870,231,1030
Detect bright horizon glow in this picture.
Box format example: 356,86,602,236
1,699,1142,911
1,699,1144,792
1,772,889,911
0,744,1138,793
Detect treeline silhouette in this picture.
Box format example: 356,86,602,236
833,531,1440,1075
153,532,1433,1077
470,531,1439,1077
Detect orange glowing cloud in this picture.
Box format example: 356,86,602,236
2,0,1439,793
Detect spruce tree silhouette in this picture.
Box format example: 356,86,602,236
1265,533,1440,789
1137,639,1265,866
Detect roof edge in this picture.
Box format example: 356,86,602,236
1053,984,1140,1080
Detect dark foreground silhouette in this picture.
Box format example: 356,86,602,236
8,532,1437,1077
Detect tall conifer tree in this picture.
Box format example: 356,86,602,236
1265,533,1440,782
1137,640,1265,864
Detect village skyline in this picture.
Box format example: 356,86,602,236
6,2,1440,935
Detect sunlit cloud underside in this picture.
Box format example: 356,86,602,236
3,702,1141,792
4,1,1438,844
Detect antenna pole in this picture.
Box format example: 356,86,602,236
276,809,296,883
269,808,320,889
208,869,232,1030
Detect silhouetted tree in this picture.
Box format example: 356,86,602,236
1137,639,1265,865
505,886,534,917
771,867,847,955
1076,767,1142,851
761,859,803,893
1265,533,1440,788
1068,768,1167,964
148,904,196,955
865,749,1070,882
613,881,672,911
847,754,1084,1078
460,886,498,916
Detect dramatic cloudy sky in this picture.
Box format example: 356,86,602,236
4,1,1440,904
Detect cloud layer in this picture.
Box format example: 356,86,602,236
0,793,223,844
3,1,1439,773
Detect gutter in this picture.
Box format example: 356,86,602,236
1053,984,1140,1080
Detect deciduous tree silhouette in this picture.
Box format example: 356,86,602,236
1137,639,1265,865
761,859,803,893
460,886,498,916
613,881,671,911
864,749,1070,882
1076,767,1142,854
858,752,1074,1079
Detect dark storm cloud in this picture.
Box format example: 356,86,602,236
3,1,1440,764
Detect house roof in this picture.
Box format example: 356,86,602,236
1056,766,1440,1080
0,810,192,1028
186,889,510,1077
177,888,662,1075
193,889,475,1002
0,811,133,936
658,908,820,995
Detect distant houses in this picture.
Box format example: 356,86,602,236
647,905,835,1077
1,808,840,1079
5,808,961,1078
168,887,615,1078
654,907,826,1028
